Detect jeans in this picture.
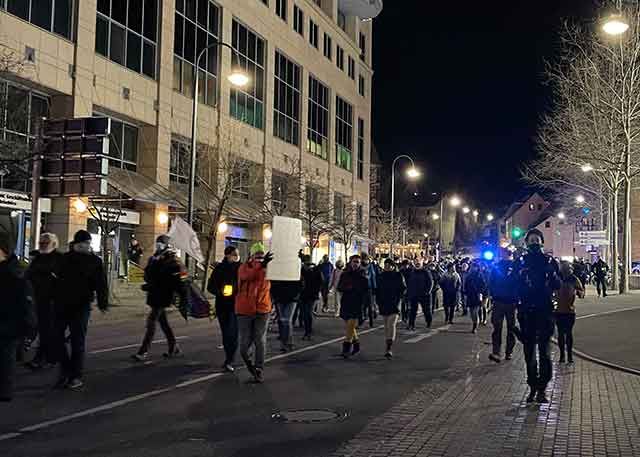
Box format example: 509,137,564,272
431,290,439,312
491,301,516,356
469,306,480,326
55,307,91,379
595,276,607,296
519,310,554,390
321,284,330,309
300,300,315,336
0,339,18,399
276,301,297,346
217,309,238,364
556,313,576,361
383,314,399,341
238,313,269,370
409,296,432,328
35,300,56,363
138,307,177,355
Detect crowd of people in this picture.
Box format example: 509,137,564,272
1,226,597,404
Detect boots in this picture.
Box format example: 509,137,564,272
351,340,361,356
342,341,352,359
384,339,393,359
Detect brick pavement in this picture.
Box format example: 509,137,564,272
332,331,640,457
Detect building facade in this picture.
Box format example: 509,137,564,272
0,0,380,265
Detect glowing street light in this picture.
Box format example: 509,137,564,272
602,14,630,36
449,196,462,207
473,210,479,217
558,212,566,220
462,206,470,214
432,213,440,221
218,222,229,233
486,213,495,222
157,211,169,224
407,167,420,179
73,198,87,213
581,163,595,173
576,195,586,204
227,68,250,87
390,155,420,255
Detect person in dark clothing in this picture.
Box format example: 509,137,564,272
338,255,370,357
459,262,470,315
556,261,585,364
440,263,462,324
515,228,561,404
271,276,303,353
488,256,519,363
376,259,407,358
53,230,109,390
132,235,189,363
399,260,412,322
25,233,64,370
207,246,241,372
127,238,144,265
318,255,334,313
300,255,323,340
0,234,37,401
361,253,378,327
464,262,488,333
406,259,434,331
428,262,442,312
591,258,609,297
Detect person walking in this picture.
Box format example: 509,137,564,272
440,263,462,324
591,257,609,297
337,255,369,358
488,255,519,363
54,230,109,389
459,262,470,316
271,274,302,353
127,238,144,265
318,255,334,313
376,259,406,359
555,261,585,364
25,233,63,370
132,235,189,362
300,255,323,340
0,234,36,401
515,229,561,404
207,246,241,372
479,262,491,325
428,261,442,313
329,259,345,317
406,259,434,331
235,243,273,383
361,253,378,327
464,261,488,334
399,260,412,322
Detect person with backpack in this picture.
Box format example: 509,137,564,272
555,261,585,364
440,263,462,324
488,255,519,363
207,246,241,372
300,255,323,340
376,259,407,359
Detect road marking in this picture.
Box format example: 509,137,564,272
404,325,450,343
88,336,190,354
576,307,640,320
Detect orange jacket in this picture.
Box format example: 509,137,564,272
235,260,272,315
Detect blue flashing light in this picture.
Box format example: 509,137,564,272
482,250,495,261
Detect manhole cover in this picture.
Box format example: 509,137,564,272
271,409,349,424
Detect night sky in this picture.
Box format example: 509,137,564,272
372,0,598,213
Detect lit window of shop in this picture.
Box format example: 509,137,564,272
307,75,329,160
335,95,353,171
173,0,219,106
2,0,73,39
95,0,158,78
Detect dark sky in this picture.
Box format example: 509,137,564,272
372,0,598,213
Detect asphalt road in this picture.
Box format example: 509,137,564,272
1,308,490,457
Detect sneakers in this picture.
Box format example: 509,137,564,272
254,368,265,383
342,342,352,359
384,350,393,360
163,346,183,359
526,389,536,403
66,378,84,390
223,363,235,373
351,340,361,356
505,353,512,361
131,352,149,362
489,353,501,363
536,390,549,404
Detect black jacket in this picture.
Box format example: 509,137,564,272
144,250,189,308
488,260,519,304
440,272,462,306
300,265,323,302
127,244,144,264
207,259,240,313
516,250,561,313
270,279,303,305
0,255,36,340
406,268,433,299
376,270,406,315
592,260,609,278
464,270,488,307
26,250,64,307
337,268,369,320
55,250,108,311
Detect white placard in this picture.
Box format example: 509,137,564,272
266,216,302,281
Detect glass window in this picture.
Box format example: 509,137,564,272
348,56,355,79
273,51,301,145
356,203,364,231
95,112,138,170
31,0,53,30
337,10,346,32
4,0,72,39
271,172,288,214
174,0,219,106
170,138,190,183
359,32,366,61
309,19,318,48
276,0,287,21
336,46,344,71
293,4,303,35
95,0,158,78
359,74,366,97
307,76,329,160
334,194,344,223
335,95,353,171
230,20,265,129
323,33,332,60
357,118,364,180
231,163,251,199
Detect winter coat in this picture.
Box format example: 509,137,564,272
55,250,108,312
270,279,303,305
301,265,323,303
556,274,584,314
440,272,461,306
0,255,36,340
592,260,609,278
235,260,272,316
337,267,369,320
464,271,488,308
26,250,64,307
516,251,561,313
207,258,240,314
318,260,334,286
144,250,189,309
376,270,407,316
488,260,519,304
406,268,433,299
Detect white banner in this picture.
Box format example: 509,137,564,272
266,216,302,281
168,216,204,263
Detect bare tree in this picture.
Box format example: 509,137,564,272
331,200,364,261
261,155,304,220
300,183,333,260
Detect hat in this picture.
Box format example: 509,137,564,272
156,234,171,244
525,228,545,244
250,242,266,256
0,232,13,256
73,230,92,244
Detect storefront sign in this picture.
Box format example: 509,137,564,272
0,190,51,213
89,206,141,225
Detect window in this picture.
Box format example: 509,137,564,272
258,0,268,4
95,0,157,78
276,0,287,21
312,0,321,6
323,33,332,60
95,113,138,171
335,96,353,171
537,204,543,210
306,185,319,211
173,0,220,106
307,76,329,160
232,164,251,199
545,221,551,228
170,139,190,184
336,46,344,71
359,32,366,61
529,203,535,211
348,56,355,79
359,74,365,96
357,118,365,180
337,10,346,32
334,194,345,223
356,203,364,231
309,20,319,48
230,20,265,129
3,0,72,39
271,172,288,213
293,5,303,35
274,51,301,145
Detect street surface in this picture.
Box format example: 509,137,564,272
1,290,639,457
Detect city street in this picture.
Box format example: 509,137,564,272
2,292,640,457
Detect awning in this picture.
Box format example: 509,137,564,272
107,168,183,207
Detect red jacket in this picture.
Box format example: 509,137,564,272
235,260,272,315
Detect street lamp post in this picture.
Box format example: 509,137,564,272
437,194,462,260
390,155,419,258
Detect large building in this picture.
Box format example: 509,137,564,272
0,0,381,267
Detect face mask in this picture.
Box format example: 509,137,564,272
155,242,167,252
528,243,542,254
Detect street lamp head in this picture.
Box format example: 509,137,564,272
486,213,495,222
462,206,470,214
449,196,462,207
407,167,420,179
576,195,586,204
228,69,250,87
473,210,479,217
218,221,229,234
581,164,594,173
432,213,440,221
558,212,566,220
602,15,630,36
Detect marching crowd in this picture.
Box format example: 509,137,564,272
1,226,599,404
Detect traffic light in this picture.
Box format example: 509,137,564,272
511,227,524,240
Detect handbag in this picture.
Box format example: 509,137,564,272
188,283,215,320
